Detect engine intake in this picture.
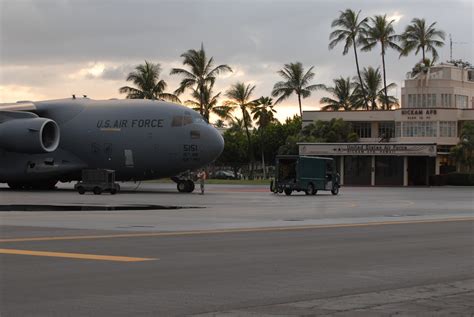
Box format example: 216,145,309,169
0,118,60,153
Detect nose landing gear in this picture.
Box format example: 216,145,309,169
176,180,195,193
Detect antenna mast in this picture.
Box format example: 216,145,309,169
449,34,468,61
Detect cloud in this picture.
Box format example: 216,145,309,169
100,64,135,80
0,0,472,119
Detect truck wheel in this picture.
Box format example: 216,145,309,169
93,187,102,195
331,185,339,195
110,188,117,195
77,186,85,195
284,188,292,196
305,183,314,195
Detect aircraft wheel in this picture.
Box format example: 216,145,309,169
77,186,86,195
185,180,195,193
93,187,102,195
7,182,23,190
284,188,292,196
177,181,187,193
39,180,57,190
331,184,339,195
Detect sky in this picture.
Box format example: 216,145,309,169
0,0,472,122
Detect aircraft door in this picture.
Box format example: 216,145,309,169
104,143,112,160
181,111,198,164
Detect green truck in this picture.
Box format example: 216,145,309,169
271,155,340,196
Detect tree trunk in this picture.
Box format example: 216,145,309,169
353,40,368,110
381,46,389,110
422,46,425,62
242,106,254,179
260,130,266,179
199,83,204,116
297,94,302,117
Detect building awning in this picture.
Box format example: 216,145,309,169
298,143,437,157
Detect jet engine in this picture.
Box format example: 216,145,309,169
0,117,60,153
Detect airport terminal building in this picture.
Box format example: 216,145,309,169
301,63,474,186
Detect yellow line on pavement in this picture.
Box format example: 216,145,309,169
0,248,156,262
0,217,473,243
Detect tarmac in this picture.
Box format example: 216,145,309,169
0,183,473,316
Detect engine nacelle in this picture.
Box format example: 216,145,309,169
0,118,60,153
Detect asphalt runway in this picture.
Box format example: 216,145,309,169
0,184,473,316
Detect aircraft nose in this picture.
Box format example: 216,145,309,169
206,125,224,162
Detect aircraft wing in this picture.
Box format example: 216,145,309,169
0,109,39,123
0,102,36,112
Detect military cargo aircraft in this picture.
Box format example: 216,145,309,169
0,97,224,192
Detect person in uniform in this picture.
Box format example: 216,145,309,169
197,169,206,195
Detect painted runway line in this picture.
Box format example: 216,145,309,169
0,248,156,262
0,217,472,243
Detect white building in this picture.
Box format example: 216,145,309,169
301,63,474,186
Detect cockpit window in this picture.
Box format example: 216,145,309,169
183,115,193,125
172,115,195,127
172,111,209,127
193,116,207,124
172,116,183,127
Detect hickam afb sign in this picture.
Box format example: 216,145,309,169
299,143,437,157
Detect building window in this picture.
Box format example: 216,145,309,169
402,121,437,137
352,122,372,138
468,70,474,82
441,94,453,108
455,95,468,109
378,122,395,139
407,94,437,108
439,121,457,137
395,122,401,137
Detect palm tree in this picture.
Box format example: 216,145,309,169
360,15,401,109
251,96,277,179
251,97,277,128
272,62,322,117
329,9,369,108
229,117,251,132
400,18,445,62
320,77,358,111
170,43,232,116
119,61,180,102
184,83,232,123
225,82,256,178
354,66,398,110
214,119,226,128
410,58,435,78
